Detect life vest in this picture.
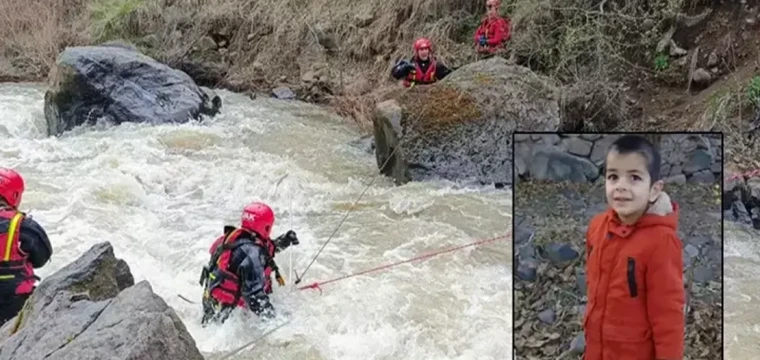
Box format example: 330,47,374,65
199,227,279,308
0,210,36,295
403,58,438,88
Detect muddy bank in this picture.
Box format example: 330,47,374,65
513,181,721,359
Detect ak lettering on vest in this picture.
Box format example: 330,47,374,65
199,227,278,308
403,59,438,88
0,210,37,295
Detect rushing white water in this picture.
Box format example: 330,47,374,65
725,221,760,359
0,83,511,359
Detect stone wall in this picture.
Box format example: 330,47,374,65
514,133,722,184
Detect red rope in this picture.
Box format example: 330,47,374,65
297,233,511,294
726,168,760,181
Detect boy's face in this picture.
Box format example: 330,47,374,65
604,150,663,223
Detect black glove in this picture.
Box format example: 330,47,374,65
274,230,299,252
394,60,415,75
250,295,275,319
402,61,415,73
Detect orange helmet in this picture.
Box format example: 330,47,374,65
413,38,432,52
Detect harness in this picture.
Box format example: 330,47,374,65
199,227,283,308
404,58,438,88
0,210,38,295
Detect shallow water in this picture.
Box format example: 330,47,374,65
0,83,511,359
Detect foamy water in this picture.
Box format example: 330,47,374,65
0,83,511,359
725,221,760,359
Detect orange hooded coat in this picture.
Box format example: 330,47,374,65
583,193,685,360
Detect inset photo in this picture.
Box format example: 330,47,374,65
512,132,722,360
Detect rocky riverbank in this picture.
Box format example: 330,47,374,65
513,181,721,359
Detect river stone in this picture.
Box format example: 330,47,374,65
373,57,560,186
528,145,600,183
44,45,221,137
0,242,203,360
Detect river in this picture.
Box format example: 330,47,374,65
725,221,760,359
0,83,511,359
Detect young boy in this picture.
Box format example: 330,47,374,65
583,135,685,360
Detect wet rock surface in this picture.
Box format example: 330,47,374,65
0,242,203,360
44,45,222,137
514,181,721,359
373,57,561,186
723,170,760,230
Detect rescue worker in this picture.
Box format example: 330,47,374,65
473,0,511,56
584,135,685,360
391,37,452,88
0,168,53,327
199,201,299,325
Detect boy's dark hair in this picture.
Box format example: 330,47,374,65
605,135,662,182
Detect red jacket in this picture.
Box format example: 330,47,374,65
584,200,685,360
474,16,511,53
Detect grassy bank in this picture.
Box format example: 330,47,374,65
1,0,759,162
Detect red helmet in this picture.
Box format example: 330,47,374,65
413,38,432,52
241,202,275,239
0,168,24,209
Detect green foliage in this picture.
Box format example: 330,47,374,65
88,0,144,43
654,53,669,72
747,75,760,108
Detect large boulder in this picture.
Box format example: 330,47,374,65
44,44,222,137
373,57,560,186
0,242,203,360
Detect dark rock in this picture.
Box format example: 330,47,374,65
174,55,228,88
538,309,556,324
683,149,713,175
692,266,713,283
688,169,715,183
663,174,687,184
685,236,711,249
272,86,296,100
576,270,587,295
528,145,600,183
732,200,752,224
725,172,744,193
543,243,580,265
516,258,538,281
514,223,536,245
44,46,222,137
580,133,601,141
0,242,203,360
589,135,619,165
538,134,561,145
753,207,760,230
563,137,593,157
570,332,585,354
372,57,560,186
34,242,134,301
349,134,376,154
518,244,536,259
514,142,531,177
748,177,760,206
684,244,699,258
